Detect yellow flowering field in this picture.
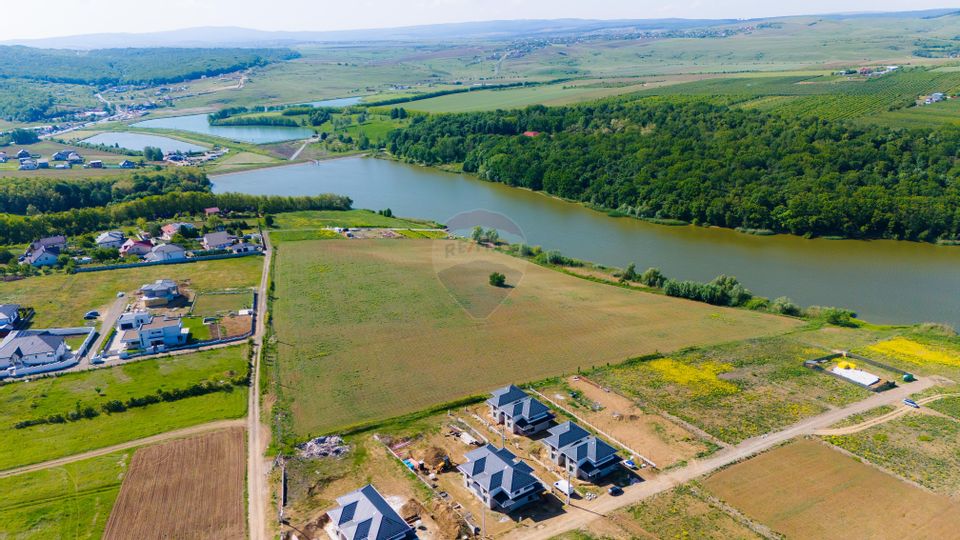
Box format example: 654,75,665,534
647,358,739,397
867,337,960,369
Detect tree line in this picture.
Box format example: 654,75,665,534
387,99,960,242
0,190,352,244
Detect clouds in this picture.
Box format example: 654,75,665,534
10,0,955,40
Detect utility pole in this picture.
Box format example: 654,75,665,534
500,424,505,448
566,468,572,506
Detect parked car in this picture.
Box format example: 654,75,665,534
84,311,100,320
116,292,125,298
607,486,623,496
903,398,920,409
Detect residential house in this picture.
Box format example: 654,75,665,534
29,235,67,252
118,316,189,351
230,242,259,254
161,222,195,240
51,150,72,161
542,422,621,482
18,160,38,171
119,160,136,169
117,311,152,330
0,332,68,370
327,484,417,540
144,243,186,263
95,231,125,249
25,246,60,267
67,152,84,164
458,444,543,512
140,279,179,306
120,238,153,257
487,385,554,436
15,149,30,159
204,207,221,216
0,304,20,331
37,160,49,169
86,160,103,169
202,231,235,250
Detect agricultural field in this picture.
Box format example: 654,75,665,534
270,238,798,439
590,333,871,444
0,346,248,470
0,451,129,539
402,81,653,113
703,439,960,539
271,209,438,230
824,412,960,497
191,291,253,318
103,428,246,540
0,256,263,327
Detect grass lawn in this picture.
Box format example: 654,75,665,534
270,239,798,440
182,317,213,341
272,209,438,230
191,292,253,318
0,346,248,470
0,257,263,328
0,451,129,539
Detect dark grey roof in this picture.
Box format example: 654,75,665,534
141,279,177,292
25,245,59,265
458,444,540,494
203,231,235,246
487,384,529,408
0,333,64,359
503,397,553,425
0,304,19,321
560,436,620,467
327,484,414,540
543,421,590,450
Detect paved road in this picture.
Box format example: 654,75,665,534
81,297,128,366
248,230,272,540
505,376,947,540
0,419,244,479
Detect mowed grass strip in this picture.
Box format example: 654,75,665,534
272,209,436,230
703,439,960,540
0,257,263,328
0,451,130,540
103,428,246,540
272,239,799,437
0,346,248,471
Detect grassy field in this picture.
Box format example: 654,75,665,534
270,239,798,439
403,81,654,113
0,257,263,328
590,332,870,444
825,413,960,497
191,291,253,317
0,451,129,539
0,346,248,470
704,439,960,539
272,209,438,230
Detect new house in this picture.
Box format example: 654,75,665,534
120,238,153,257
144,243,187,263
95,230,126,249
542,422,621,482
458,444,544,512
487,385,555,435
140,279,179,306
118,315,189,351
327,484,417,540
0,332,68,371
117,311,152,330
202,231,235,250
0,304,20,331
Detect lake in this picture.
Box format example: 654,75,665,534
212,157,960,327
80,132,208,154
131,114,314,144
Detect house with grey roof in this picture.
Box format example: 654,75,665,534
0,332,67,370
140,279,178,301
457,444,543,513
327,484,417,540
202,231,236,251
95,230,125,249
487,385,555,436
144,243,186,263
0,304,20,331
25,245,60,267
542,422,621,482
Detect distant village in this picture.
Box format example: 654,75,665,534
0,146,228,171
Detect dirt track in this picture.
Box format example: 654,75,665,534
247,230,272,540
815,393,960,436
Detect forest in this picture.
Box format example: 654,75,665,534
0,79,56,122
0,170,211,215
0,46,299,85
388,98,960,241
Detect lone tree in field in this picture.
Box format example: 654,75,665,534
489,272,506,287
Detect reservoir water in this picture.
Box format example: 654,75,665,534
131,114,314,144
81,132,208,154
212,157,960,327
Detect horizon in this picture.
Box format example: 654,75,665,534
6,1,956,42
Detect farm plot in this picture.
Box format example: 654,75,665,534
271,239,798,438
590,335,870,444
703,439,960,540
103,428,246,540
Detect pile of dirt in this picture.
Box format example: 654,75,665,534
416,446,448,469
400,498,423,522
297,513,330,540
431,499,467,540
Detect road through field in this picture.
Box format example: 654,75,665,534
815,392,960,436
504,376,947,540
0,419,244,479
248,230,272,540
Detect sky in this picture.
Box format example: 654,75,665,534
8,0,955,40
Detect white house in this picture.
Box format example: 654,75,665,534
542,422,621,482
117,311,153,331
487,385,555,436
327,484,417,540
0,304,21,331
0,332,68,370
161,222,195,240
120,239,153,257
144,244,187,263
25,246,60,267
118,316,189,351
458,444,543,512
95,231,126,249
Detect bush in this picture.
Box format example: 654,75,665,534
640,267,667,288
806,306,858,327
772,296,801,316
619,263,637,283
489,272,506,287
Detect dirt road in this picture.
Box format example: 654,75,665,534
0,419,244,479
815,392,960,436
504,376,946,540
247,230,272,540
81,297,128,364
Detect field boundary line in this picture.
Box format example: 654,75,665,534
0,419,245,479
